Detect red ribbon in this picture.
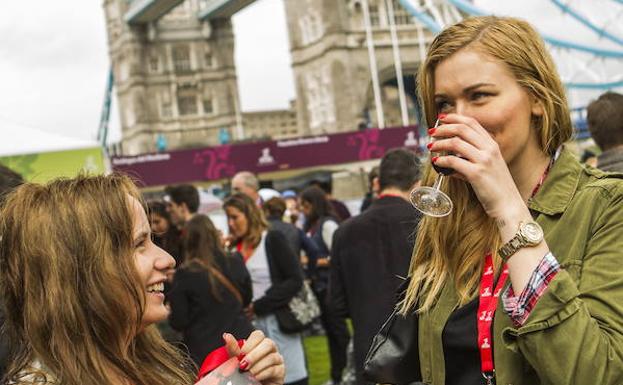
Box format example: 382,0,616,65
197,339,245,380
477,253,508,380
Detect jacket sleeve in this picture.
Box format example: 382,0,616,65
300,228,320,279
253,230,304,315
168,268,191,331
328,226,349,318
227,252,253,306
502,183,623,385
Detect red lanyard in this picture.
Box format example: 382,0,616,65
377,193,402,199
477,253,509,383
476,156,552,383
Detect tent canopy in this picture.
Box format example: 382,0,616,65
0,121,99,157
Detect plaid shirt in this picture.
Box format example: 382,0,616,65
502,252,560,327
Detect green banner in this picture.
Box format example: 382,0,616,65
0,147,106,183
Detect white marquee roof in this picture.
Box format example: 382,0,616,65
0,121,99,157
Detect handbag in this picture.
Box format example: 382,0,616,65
363,278,422,385
275,280,321,333
263,230,321,333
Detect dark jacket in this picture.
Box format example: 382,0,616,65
330,195,420,383
168,252,254,367
253,230,304,316
268,217,321,279
597,146,623,172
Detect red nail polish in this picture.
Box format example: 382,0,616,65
432,156,439,163
239,360,249,371
437,113,447,120
426,142,433,150
237,353,246,361
428,128,436,135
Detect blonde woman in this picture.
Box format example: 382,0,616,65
0,174,284,385
397,16,623,385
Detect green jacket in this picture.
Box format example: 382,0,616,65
418,147,623,385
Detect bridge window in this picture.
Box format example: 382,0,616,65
306,66,335,130
149,56,159,72
178,94,198,116
173,45,192,73
204,53,213,68
299,10,324,45
203,98,213,114
369,4,380,26
391,0,413,25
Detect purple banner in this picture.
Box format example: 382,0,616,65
111,126,422,186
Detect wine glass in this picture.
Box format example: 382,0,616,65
410,118,454,217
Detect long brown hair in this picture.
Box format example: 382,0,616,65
182,214,227,300
223,193,268,248
0,174,194,385
401,16,572,314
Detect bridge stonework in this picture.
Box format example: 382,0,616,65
103,0,240,155
284,0,432,135
104,0,435,155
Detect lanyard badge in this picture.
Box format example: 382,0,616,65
477,253,508,384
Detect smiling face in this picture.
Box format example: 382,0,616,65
433,47,544,168
130,196,175,329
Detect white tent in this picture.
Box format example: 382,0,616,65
0,121,99,157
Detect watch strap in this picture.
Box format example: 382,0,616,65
499,234,526,262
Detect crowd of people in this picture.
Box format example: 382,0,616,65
0,15,622,385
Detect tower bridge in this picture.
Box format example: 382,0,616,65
103,0,622,155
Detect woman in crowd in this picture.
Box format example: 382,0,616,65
299,186,349,385
147,200,182,265
223,193,308,385
0,174,284,385
168,214,254,367
396,16,623,385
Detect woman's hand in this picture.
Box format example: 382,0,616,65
428,113,526,221
224,331,285,385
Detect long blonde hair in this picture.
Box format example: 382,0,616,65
400,16,572,314
0,174,194,385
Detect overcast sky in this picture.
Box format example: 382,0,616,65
0,0,620,149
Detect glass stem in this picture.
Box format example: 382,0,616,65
432,175,444,191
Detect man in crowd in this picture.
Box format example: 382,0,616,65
329,148,422,385
587,91,623,172
262,197,321,279
164,184,199,266
0,164,24,378
164,184,200,228
231,171,262,206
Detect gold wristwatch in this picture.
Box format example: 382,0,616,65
498,220,544,261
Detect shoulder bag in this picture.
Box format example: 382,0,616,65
265,231,321,333
363,277,423,384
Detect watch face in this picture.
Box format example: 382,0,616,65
521,221,544,244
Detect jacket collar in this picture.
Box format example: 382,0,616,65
528,146,582,216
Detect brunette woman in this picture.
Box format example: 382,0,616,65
223,193,308,385
299,186,349,385
147,200,183,266
168,214,254,367
0,174,284,385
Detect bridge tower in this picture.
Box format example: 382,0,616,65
103,0,241,155
284,0,435,135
